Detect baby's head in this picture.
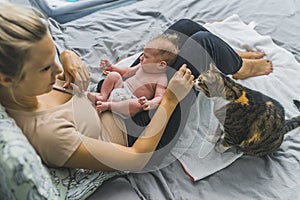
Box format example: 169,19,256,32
141,33,179,73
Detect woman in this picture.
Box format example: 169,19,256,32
0,2,193,171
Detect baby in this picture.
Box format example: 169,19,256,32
88,33,179,117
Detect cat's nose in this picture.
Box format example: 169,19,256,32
194,78,199,86
194,78,201,90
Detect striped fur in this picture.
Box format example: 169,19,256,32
194,64,300,156
285,100,300,132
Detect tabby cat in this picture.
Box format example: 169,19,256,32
194,64,300,156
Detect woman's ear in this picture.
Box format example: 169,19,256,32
0,73,14,87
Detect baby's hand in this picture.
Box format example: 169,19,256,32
138,96,151,110
100,59,112,71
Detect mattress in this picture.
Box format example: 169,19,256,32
46,0,300,199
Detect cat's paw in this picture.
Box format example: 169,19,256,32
215,143,232,153
206,135,219,143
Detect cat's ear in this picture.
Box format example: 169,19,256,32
209,63,219,72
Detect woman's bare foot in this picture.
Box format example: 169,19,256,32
232,58,273,80
236,51,265,59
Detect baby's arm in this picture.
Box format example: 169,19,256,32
100,59,139,77
100,59,129,75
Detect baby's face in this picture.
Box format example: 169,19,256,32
140,48,163,73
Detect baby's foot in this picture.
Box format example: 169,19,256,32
96,101,109,113
236,51,265,59
138,96,151,110
87,92,105,104
233,58,273,80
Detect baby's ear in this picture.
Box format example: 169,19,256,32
159,61,168,69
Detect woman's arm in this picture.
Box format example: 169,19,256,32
64,64,194,171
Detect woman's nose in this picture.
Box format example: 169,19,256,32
54,62,63,75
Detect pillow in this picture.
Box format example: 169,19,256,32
0,104,59,199
0,104,127,200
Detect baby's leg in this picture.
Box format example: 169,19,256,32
99,72,123,102
87,72,123,104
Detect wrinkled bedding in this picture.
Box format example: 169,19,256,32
29,0,141,23
48,0,300,199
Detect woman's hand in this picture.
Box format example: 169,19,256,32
166,64,194,102
59,50,90,91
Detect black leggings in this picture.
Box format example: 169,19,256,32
129,19,242,78
98,19,242,150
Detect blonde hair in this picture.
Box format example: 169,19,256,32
0,1,47,80
146,33,179,67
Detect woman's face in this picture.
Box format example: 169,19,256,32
14,33,62,97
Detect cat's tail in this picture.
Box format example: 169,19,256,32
284,99,300,133
294,99,300,110
284,115,300,133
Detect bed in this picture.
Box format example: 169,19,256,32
10,0,300,199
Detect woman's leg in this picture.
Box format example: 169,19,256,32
164,18,210,48
165,19,272,79
173,31,242,78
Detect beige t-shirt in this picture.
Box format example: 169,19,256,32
6,82,127,167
